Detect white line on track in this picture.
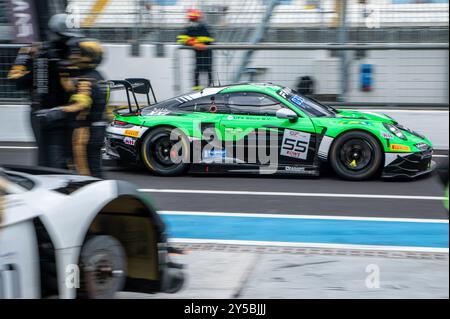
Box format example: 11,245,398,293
168,238,450,254
0,146,37,150
159,211,449,224
141,189,445,201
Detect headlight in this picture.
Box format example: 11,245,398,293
397,124,425,140
384,124,407,140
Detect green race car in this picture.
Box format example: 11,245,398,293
105,80,435,181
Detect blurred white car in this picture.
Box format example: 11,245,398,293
0,166,184,299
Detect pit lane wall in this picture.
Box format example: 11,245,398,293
1,104,448,149
0,44,448,149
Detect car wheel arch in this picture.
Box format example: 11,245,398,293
78,193,164,297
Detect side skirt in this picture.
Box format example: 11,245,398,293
189,163,321,177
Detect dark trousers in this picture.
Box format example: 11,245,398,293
30,109,72,169
195,52,213,87
73,124,106,179
30,109,46,166
195,66,213,88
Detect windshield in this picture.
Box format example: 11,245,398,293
277,88,337,117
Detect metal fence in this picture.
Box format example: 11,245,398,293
0,45,27,102
0,43,448,106
0,0,448,43
0,0,448,107
66,0,450,27
175,43,449,106
62,0,449,43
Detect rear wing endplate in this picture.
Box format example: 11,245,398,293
107,78,158,113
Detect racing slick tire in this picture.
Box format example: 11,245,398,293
330,131,383,181
78,235,127,299
141,126,190,176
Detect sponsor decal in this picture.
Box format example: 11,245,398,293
281,130,311,160
124,129,140,138
390,144,411,152
147,108,171,116
290,95,305,107
381,132,394,139
203,149,227,160
415,142,429,151
340,121,371,126
123,137,136,146
225,127,244,135
6,0,40,43
285,166,306,173
277,89,291,99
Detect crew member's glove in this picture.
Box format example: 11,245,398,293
35,107,67,128
194,43,207,51
186,38,197,46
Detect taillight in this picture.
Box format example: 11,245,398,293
113,120,132,127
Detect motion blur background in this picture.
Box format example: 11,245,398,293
0,0,449,104
0,1,448,143
0,1,448,299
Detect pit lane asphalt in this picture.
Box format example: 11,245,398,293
0,147,448,220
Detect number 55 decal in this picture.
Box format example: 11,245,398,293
281,129,311,160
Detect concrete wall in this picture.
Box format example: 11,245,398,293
177,48,449,105
99,44,177,105
101,44,449,105
0,105,34,143
1,105,448,149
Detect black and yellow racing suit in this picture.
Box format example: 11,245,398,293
59,70,109,178
177,23,215,89
8,39,72,168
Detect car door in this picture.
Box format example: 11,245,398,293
177,94,231,163
218,92,317,168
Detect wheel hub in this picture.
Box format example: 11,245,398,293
154,137,177,166
340,139,374,171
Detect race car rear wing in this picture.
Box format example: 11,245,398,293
108,78,158,113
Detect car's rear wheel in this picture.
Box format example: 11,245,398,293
330,131,383,181
141,127,190,176
78,235,127,299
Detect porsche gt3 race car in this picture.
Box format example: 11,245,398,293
0,166,184,299
105,81,435,181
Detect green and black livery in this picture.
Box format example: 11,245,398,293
105,81,435,181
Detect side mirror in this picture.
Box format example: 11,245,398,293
276,109,298,122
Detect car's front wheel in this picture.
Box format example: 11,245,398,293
329,131,383,181
141,127,190,176
78,235,127,299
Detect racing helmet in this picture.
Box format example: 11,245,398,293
48,13,81,39
60,37,104,71
187,9,202,22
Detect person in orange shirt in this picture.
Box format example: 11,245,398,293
177,9,215,90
